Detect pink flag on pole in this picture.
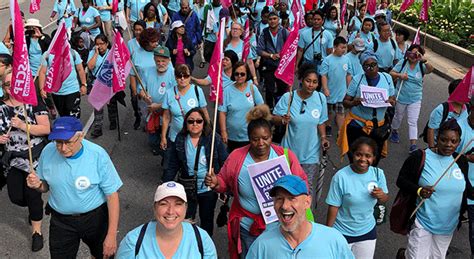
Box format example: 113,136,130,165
412,27,421,45
111,32,131,93
340,0,347,25
448,66,474,103
295,0,306,29
29,0,41,14
367,0,377,15
419,0,431,22
274,0,301,86
10,0,37,105
44,22,72,93
209,18,226,105
400,0,414,12
88,52,114,110
222,0,232,8
242,20,250,62
112,0,118,15
266,0,275,6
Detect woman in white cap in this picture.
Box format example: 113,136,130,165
166,20,196,70
116,181,217,258
24,19,51,79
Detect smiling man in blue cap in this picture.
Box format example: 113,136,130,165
26,116,123,258
247,175,354,259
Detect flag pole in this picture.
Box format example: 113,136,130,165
409,137,474,219
22,105,34,173
284,85,293,136
395,64,408,101
423,22,427,50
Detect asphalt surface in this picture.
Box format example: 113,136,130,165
0,2,471,258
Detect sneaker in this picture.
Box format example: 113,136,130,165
133,117,140,130
389,131,400,143
396,248,406,259
91,129,103,138
32,232,43,252
409,144,418,153
109,121,117,130
326,125,332,137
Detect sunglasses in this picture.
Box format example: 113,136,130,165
177,74,190,79
300,100,307,114
363,62,378,70
406,51,421,59
234,72,246,77
187,119,204,125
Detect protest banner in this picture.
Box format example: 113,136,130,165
360,85,392,108
248,155,292,224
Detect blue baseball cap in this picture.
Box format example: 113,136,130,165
269,175,308,197
48,117,83,141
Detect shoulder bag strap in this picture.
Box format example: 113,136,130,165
134,222,149,257
416,149,426,180
194,85,201,105
250,83,256,106
184,10,194,24
193,139,202,176
302,30,323,57
191,224,204,259
173,87,186,117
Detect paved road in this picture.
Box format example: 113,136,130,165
0,2,471,258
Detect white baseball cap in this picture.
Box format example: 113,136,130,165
171,20,185,31
154,181,187,203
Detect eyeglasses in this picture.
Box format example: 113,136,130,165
187,119,204,125
177,74,190,79
55,135,80,148
300,100,307,114
363,62,378,70
234,72,246,77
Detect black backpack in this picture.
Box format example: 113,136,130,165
419,102,449,143
134,222,204,258
373,36,397,53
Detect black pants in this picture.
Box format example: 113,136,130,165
52,92,81,118
49,203,110,259
6,167,43,221
186,191,218,237
261,68,287,109
93,97,118,131
227,140,249,153
203,40,216,63
346,122,385,166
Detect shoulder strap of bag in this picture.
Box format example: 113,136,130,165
416,149,426,180
440,102,449,127
250,83,256,106
373,34,378,52
184,10,194,24
191,224,204,259
302,30,323,57
420,62,425,77
173,87,186,117
193,139,202,176
134,221,149,257
194,85,201,104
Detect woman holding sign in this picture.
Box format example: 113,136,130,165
205,105,308,259
272,63,330,210
338,50,395,166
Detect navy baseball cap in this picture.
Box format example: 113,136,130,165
269,175,308,197
48,117,83,141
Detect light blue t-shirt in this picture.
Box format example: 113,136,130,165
428,103,469,130
218,82,264,142
116,221,217,259
128,40,157,92
0,42,9,54
349,16,363,34
324,19,339,38
348,31,375,51
54,0,77,28
320,54,352,104
374,39,400,69
345,51,363,77
347,73,395,125
29,39,43,76
326,165,388,237
238,148,278,231
225,39,256,61
126,0,150,22
416,149,465,235
273,91,328,164
392,60,426,105
185,136,210,194
298,29,334,63
87,49,109,75
162,85,207,142
457,117,474,205
396,42,410,61
247,222,354,259
77,7,101,37
252,1,267,24
138,66,176,104
94,0,112,21
41,50,82,95
37,140,123,215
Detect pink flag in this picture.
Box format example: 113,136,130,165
242,20,250,62
88,51,114,110
274,0,301,86
29,0,41,14
266,0,275,6
111,32,131,93
295,0,306,29
400,0,414,12
448,66,474,103
44,22,72,93
222,0,232,8
209,18,226,105
419,0,431,22
10,0,37,105
340,0,347,25
112,0,118,15
412,27,421,45
367,0,377,15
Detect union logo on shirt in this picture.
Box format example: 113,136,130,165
75,176,91,190
187,98,197,107
452,168,463,180
367,181,378,192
